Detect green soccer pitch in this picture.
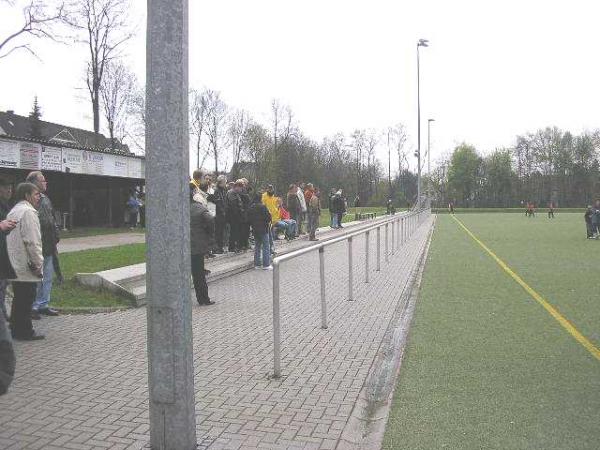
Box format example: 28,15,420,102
383,212,600,450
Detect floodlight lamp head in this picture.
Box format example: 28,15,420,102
418,39,429,47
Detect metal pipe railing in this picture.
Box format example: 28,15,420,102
271,207,432,377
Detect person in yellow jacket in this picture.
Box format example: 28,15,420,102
261,185,280,224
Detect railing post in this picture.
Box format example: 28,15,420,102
396,217,400,247
365,231,370,283
273,261,281,378
401,217,405,245
391,219,395,255
319,247,327,329
348,237,354,301
385,223,389,263
376,226,381,272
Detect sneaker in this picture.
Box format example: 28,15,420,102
262,265,273,270
254,266,262,270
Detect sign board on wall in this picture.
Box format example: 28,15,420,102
82,150,104,175
62,148,83,173
0,140,19,168
0,138,144,179
41,146,63,172
128,158,143,179
19,142,41,170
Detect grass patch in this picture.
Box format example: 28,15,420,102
383,213,600,450
52,243,146,309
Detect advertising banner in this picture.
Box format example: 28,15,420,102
41,146,63,172
19,142,41,170
0,139,19,168
62,148,83,174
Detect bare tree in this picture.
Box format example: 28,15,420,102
388,123,408,174
229,109,251,175
73,0,133,133
100,61,136,149
203,90,228,174
124,84,145,153
0,0,68,60
189,89,209,169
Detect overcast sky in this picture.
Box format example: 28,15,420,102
1,0,600,174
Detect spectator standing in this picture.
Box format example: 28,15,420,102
226,181,245,252
584,206,594,239
328,188,337,228
548,202,555,219
248,193,272,270
592,200,600,239
239,179,251,250
286,184,301,237
304,183,315,204
0,178,16,320
26,171,60,318
333,190,346,228
262,185,280,250
296,182,307,234
7,183,44,340
189,183,215,306
126,190,140,229
307,189,321,241
209,175,228,253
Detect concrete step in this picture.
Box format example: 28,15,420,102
75,214,407,307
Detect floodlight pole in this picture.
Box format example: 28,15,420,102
428,118,435,199
146,0,197,449
416,38,429,208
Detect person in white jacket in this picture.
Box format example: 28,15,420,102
6,183,44,341
296,182,306,235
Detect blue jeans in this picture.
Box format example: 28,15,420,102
33,255,54,311
254,234,271,267
330,212,338,228
0,280,8,320
283,219,297,237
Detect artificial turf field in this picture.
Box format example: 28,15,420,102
383,213,600,450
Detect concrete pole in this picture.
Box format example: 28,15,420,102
146,1,197,449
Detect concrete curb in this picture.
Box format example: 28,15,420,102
55,306,132,315
336,215,437,450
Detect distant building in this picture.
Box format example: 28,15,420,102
0,110,145,228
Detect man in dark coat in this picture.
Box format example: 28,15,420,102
332,190,346,228
208,175,228,254
0,177,16,395
226,181,245,252
247,193,272,269
239,179,251,250
190,183,215,306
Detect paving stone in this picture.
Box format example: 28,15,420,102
0,215,433,449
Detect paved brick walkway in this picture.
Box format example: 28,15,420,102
0,215,434,450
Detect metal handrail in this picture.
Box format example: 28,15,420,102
271,207,432,378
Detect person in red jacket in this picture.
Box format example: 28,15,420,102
278,199,297,240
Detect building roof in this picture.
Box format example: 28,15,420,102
0,110,136,156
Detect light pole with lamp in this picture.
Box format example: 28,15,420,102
416,38,429,208
427,118,435,200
